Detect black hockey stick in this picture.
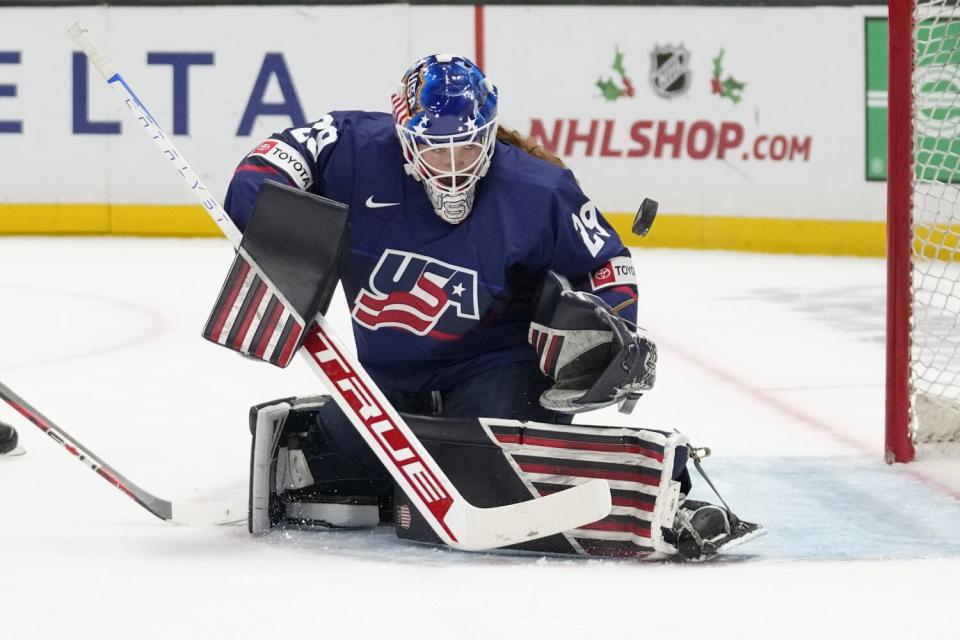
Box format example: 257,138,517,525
0,379,173,520
68,23,611,550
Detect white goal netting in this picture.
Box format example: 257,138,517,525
911,0,960,443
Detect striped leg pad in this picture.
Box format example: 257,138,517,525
484,421,688,559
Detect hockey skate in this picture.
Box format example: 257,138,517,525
670,499,764,561
667,445,765,561
0,421,25,458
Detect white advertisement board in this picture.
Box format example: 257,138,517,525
0,4,888,250
486,5,886,222
0,5,473,205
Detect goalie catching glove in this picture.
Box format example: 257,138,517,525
529,271,656,414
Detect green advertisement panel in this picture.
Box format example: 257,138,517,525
865,18,888,181
865,16,960,183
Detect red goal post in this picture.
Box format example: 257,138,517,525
886,0,960,462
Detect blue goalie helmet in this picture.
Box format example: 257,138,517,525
391,54,499,224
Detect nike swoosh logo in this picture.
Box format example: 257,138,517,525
365,196,400,209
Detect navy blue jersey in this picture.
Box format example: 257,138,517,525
225,111,638,394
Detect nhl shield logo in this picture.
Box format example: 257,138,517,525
650,45,691,99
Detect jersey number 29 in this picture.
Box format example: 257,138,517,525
572,202,610,257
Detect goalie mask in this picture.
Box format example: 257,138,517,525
392,54,499,224
529,272,657,414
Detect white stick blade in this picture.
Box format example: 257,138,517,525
453,479,612,551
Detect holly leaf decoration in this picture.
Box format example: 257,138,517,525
710,49,747,104
612,47,627,78
722,77,747,104
712,49,725,79
596,77,623,101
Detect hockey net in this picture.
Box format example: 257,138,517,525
887,0,960,462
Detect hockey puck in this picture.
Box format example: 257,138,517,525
632,198,658,237
0,421,18,455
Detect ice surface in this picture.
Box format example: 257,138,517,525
2,238,960,639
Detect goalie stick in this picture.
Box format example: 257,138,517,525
0,379,173,520
68,23,612,551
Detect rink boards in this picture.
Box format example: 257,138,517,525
0,4,894,254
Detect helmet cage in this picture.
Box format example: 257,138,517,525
395,118,498,224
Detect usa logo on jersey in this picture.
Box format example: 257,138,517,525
352,250,479,337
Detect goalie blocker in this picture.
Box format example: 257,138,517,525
202,180,349,367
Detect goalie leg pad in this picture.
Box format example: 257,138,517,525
394,415,690,559
248,396,388,535
248,398,292,535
